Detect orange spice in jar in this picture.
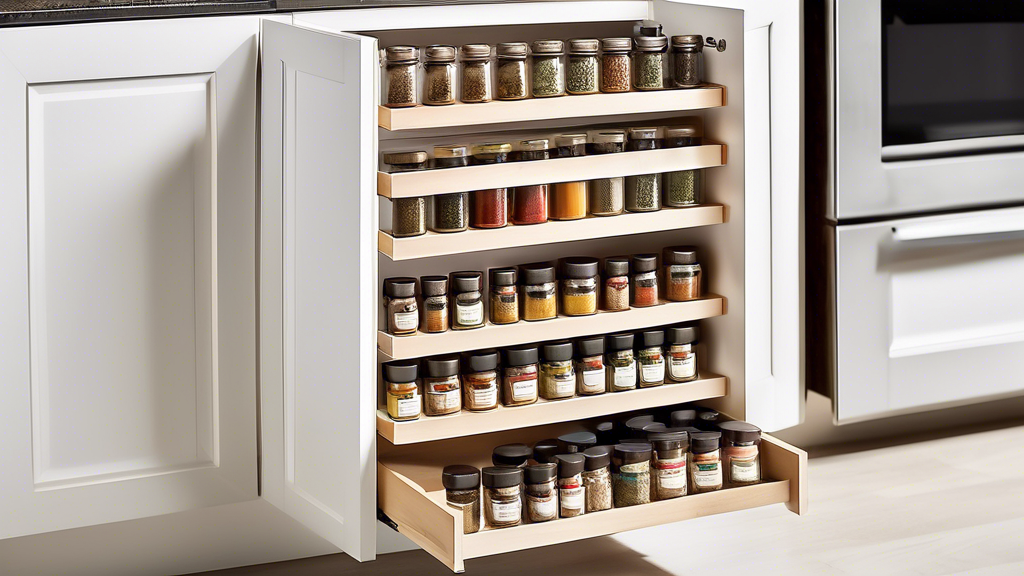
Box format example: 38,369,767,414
419,275,449,333
552,181,588,220
489,268,519,325
663,246,702,301
631,254,660,307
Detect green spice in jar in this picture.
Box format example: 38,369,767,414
566,38,600,95
636,329,666,387
662,125,704,207
633,35,667,90
625,127,662,212
605,333,637,392
432,192,469,233
540,341,576,400
390,197,425,238
671,34,704,88
600,37,632,93
423,45,457,105
496,42,529,100
612,443,652,507
531,40,565,97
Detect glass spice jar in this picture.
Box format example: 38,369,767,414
602,256,630,311
511,184,548,225
470,188,509,229
450,271,484,330
553,133,587,158
512,138,551,162
433,144,470,169
383,277,419,336
649,432,688,500
663,245,702,302
492,443,532,468
697,409,720,431
520,263,557,321
423,45,457,106
605,333,637,392
533,439,561,464
551,135,588,220
460,44,492,103
462,350,500,412
419,275,449,333
582,445,613,512
495,42,529,100
566,38,600,95
423,355,461,417
383,46,419,108
666,324,700,383
720,421,762,487
560,257,599,316
575,336,606,396
632,35,668,90
557,431,598,454
636,329,666,387
588,132,626,217
482,467,523,529
689,431,723,493
625,127,662,212
472,142,512,165
383,361,421,422
489,268,519,325
612,443,652,507
540,341,576,400
382,150,429,174
662,125,704,207
631,254,660,307
524,463,558,523
502,345,539,407
671,34,704,87
531,40,565,98
555,453,586,518
433,192,469,233
390,196,426,238
671,409,697,428
442,465,481,534
600,37,632,93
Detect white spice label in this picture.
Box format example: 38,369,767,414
692,461,722,488
581,368,605,393
554,374,575,396
396,393,419,418
656,456,687,490
456,302,483,326
468,384,497,407
428,388,461,410
669,345,696,380
641,360,665,383
731,459,760,483
490,500,521,522
614,363,636,389
512,378,537,402
393,310,419,331
527,493,556,519
559,475,584,511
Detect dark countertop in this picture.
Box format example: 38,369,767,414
0,0,276,27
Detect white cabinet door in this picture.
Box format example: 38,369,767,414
0,16,259,539
259,20,379,561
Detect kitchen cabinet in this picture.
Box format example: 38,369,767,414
0,16,261,539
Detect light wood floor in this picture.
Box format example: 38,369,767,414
201,422,1024,575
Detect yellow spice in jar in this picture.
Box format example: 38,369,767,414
562,292,597,316
524,295,557,320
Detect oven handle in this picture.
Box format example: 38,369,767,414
892,208,1024,242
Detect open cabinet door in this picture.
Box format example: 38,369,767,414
260,20,379,561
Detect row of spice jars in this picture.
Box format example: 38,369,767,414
382,33,707,108
381,322,701,422
441,418,761,532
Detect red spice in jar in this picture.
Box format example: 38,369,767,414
471,188,509,228
633,284,658,307
512,184,549,225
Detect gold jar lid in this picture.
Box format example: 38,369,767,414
385,45,419,63
424,45,456,62
671,34,704,51
664,125,700,138
384,151,428,165
497,42,528,59
568,38,599,55
633,35,668,51
461,44,491,61
592,131,626,144
556,133,588,147
472,142,513,155
600,37,632,52
434,144,469,158
519,138,551,151
628,127,659,140
531,40,564,55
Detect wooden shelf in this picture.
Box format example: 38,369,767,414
378,144,726,199
378,295,725,360
380,204,725,261
378,85,725,131
378,374,727,445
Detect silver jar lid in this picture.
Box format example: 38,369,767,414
461,44,491,61
424,45,456,62
434,144,469,158
568,38,599,55
383,151,428,165
497,42,528,59
556,133,588,147
532,39,564,55
385,45,418,63
671,34,704,51
601,37,632,52
592,131,626,144
519,138,551,151
664,125,700,138
633,35,668,51
472,142,512,155
628,127,659,140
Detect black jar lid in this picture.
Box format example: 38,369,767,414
670,409,697,427
481,466,523,488
697,409,720,430
625,414,656,437
383,361,418,384
505,345,538,367
531,39,564,55
557,431,598,453
604,256,630,277
524,462,557,484
465,350,499,373
497,41,528,59
383,151,428,165
600,37,632,52
521,263,556,285
606,332,635,352
583,445,613,470
667,324,701,345
595,421,617,446
690,431,721,454
562,257,599,279
632,254,658,273
555,453,586,477
425,355,460,378
576,336,605,358
638,329,665,348
613,443,653,464
542,341,574,363
492,443,532,467
424,44,457,62
532,439,561,464
720,421,762,444
648,431,687,452
420,275,448,297
451,271,483,293
663,245,698,265
634,35,668,51
671,34,704,50
642,422,668,436
635,20,663,37
442,464,480,490
490,268,517,287
384,277,416,298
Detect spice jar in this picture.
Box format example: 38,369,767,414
636,329,666,387
520,263,557,321
560,257,598,316
612,443,652,507
557,431,598,454
575,336,606,396
631,254,659,307
383,277,419,336
531,40,565,98
670,409,697,428
649,432,688,500
625,127,662,213
470,188,508,229
666,324,700,383
502,345,539,407
462,350,499,412
481,467,522,529
600,37,632,93
662,125,704,207
540,341,576,400
423,355,461,417
533,439,560,464
384,361,421,422
511,184,548,225
566,38,600,95
663,245,702,302
432,192,469,233
419,275,449,333
492,443,532,468
423,45,457,106
433,144,470,169
383,46,419,108
671,34,704,87
632,35,668,90
602,256,630,311
605,333,637,392
582,445,613,512
555,453,586,518
524,463,558,523
489,268,519,325
554,133,587,158
383,150,429,173
443,465,481,534
471,142,512,165
721,421,762,487
588,132,626,217
389,197,426,238
450,271,484,330
697,409,720,431
496,42,529,100
512,138,551,162
552,182,587,221
689,431,723,493
460,44,492,103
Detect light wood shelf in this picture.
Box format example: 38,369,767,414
380,204,725,261
377,374,727,445
378,295,725,360
378,85,725,131
378,144,726,199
